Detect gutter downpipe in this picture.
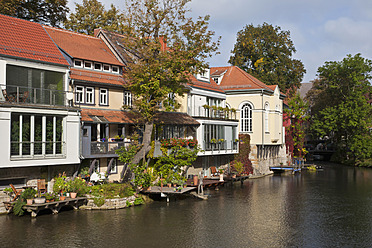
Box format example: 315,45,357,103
261,89,264,161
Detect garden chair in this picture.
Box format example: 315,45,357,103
210,166,219,176
37,179,46,195
9,184,22,202
2,89,15,102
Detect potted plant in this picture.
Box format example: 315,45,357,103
69,177,88,197
234,161,244,176
43,192,57,202
21,188,37,205
210,138,217,144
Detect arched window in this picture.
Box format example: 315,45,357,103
241,103,252,132
265,103,269,133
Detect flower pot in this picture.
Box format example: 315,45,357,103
60,196,66,201
193,175,198,186
70,192,77,199
34,197,46,204
167,183,172,187
26,199,33,205
219,174,224,182
232,174,236,178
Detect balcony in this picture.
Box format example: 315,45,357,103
0,84,71,107
203,140,239,152
83,141,131,158
189,106,237,120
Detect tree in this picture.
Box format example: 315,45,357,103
308,54,372,165
117,0,219,172
229,23,305,94
64,0,124,35
0,0,69,27
284,93,309,159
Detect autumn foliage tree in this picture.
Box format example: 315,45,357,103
64,0,124,35
0,0,69,27
117,0,219,174
229,23,305,94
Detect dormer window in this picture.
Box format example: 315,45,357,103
94,63,102,71
84,61,92,69
74,59,82,68
103,64,110,72
112,66,119,74
213,77,219,84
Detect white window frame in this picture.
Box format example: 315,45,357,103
103,64,110,72
99,88,108,105
74,59,83,68
123,91,132,107
75,86,84,103
86,87,94,104
112,66,119,74
265,102,269,133
241,103,253,132
84,61,92,69
108,158,117,174
94,63,102,71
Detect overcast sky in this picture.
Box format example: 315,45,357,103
68,0,372,83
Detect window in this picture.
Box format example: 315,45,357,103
241,103,252,132
75,86,84,103
103,64,110,72
11,113,63,157
86,87,94,104
99,88,108,105
94,63,102,71
213,77,219,84
112,66,119,73
74,59,82,67
265,103,269,133
123,91,132,107
84,61,92,69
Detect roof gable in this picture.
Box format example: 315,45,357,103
0,14,68,66
44,26,123,66
211,66,273,92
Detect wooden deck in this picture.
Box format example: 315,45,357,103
9,197,88,217
142,186,196,195
185,178,225,188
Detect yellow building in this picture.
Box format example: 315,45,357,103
211,66,288,174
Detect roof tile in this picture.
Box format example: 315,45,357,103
0,14,68,66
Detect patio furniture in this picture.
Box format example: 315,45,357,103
2,89,15,102
37,179,46,195
9,184,22,202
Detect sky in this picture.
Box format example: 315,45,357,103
68,0,372,83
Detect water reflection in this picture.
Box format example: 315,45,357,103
2,163,372,247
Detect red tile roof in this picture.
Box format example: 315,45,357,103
44,26,123,66
210,66,273,92
188,75,225,93
81,108,138,124
0,14,68,66
70,68,126,87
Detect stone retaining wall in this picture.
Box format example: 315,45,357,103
80,195,137,210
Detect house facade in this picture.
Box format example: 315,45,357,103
44,26,136,182
0,15,80,189
211,66,287,174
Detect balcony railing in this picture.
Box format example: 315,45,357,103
189,106,237,120
0,84,71,106
10,141,65,157
203,140,238,152
90,141,131,155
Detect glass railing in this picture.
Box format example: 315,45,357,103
90,141,131,155
0,84,70,106
203,140,238,152
189,106,237,120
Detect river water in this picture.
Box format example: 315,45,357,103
1,162,372,248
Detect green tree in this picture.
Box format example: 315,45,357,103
0,0,69,27
64,0,124,35
309,54,372,165
117,0,219,170
229,23,305,93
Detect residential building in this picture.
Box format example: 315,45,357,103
0,15,80,189
211,66,287,174
44,26,134,182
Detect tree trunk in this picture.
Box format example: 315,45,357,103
131,122,154,166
